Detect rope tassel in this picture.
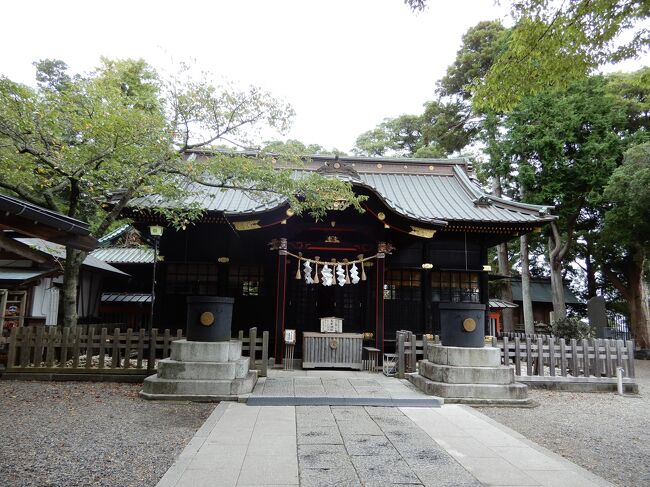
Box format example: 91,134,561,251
313,256,320,284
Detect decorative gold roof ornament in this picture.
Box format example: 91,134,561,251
409,226,436,238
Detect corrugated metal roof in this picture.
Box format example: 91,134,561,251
128,157,553,224
0,268,54,282
489,299,519,309
101,293,152,303
91,247,154,264
98,224,130,243
511,280,581,304
130,180,284,215
14,238,129,276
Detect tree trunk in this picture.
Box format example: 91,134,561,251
549,254,567,322
520,234,534,334
61,247,87,328
585,240,597,299
497,242,515,331
548,221,570,322
492,176,515,331
627,251,650,349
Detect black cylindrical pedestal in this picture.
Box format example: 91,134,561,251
186,296,234,342
440,303,486,348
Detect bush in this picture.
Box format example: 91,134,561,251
551,317,592,340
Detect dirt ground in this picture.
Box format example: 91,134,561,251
0,381,215,487
477,360,650,487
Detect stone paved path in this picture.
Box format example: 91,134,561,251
157,402,613,487
296,405,479,486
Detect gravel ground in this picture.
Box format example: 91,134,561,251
477,360,650,487
0,381,215,487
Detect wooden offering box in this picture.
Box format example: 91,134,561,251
302,332,363,369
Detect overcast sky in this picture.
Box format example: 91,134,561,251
0,1,644,153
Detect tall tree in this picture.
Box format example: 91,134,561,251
597,143,650,347
504,73,647,321
0,59,361,327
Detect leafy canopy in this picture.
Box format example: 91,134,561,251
405,0,650,111
0,59,363,237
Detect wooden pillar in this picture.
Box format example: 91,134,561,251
375,243,387,351
274,238,288,362
480,242,490,335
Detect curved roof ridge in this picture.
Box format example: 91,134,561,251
452,166,554,218
183,148,469,166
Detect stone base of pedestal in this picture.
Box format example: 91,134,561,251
140,339,257,402
407,344,531,405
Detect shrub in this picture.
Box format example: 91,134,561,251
551,317,592,340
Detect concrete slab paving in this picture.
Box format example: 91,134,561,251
158,380,614,487
248,370,442,407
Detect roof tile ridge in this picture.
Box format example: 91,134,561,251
452,166,555,217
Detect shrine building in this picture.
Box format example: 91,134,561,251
125,152,554,362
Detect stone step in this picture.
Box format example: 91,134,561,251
140,371,257,398
418,359,515,385
157,357,250,380
170,339,242,363
247,395,443,407
407,373,530,403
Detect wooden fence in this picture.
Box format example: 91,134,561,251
5,326,182,374
237,327,269,377
492,336,636,378
5,325,269,377
499,332,552,341
396,331,439,379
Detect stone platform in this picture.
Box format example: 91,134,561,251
248,370,442,407
408,344,531,405
140,339,257,401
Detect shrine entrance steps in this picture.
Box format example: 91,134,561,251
246,369,443,407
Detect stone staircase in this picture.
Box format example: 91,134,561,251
408,344,530,405
140,339,257,401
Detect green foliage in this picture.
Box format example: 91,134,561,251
503,75,632,218
474,0,650,111
601,143,650,251
262,139,345,156
551,316,593,340
0,58,362,237
438,20,508,102
353,115,424,157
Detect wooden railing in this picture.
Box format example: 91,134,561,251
5,326,182,374
237,327,269,377
5,325,270,377
499,331,552,341
493,336,635,378
396,331,439,379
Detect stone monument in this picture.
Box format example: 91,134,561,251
140,297,257,401
588,296,609,339
408,303,530,405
